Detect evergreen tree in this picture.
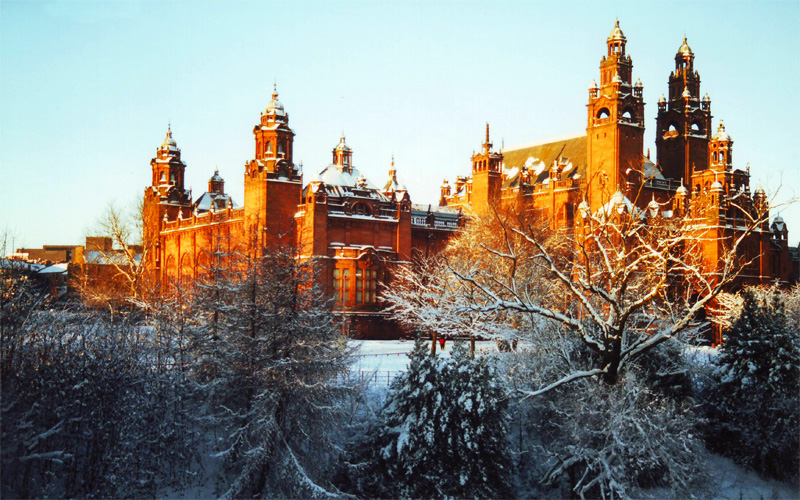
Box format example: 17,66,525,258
343,339,511,498
706,289,800,481
197,247,355,499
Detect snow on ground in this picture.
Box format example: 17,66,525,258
706,454,799,500
348,339,500,385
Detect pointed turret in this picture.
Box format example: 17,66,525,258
586,20,645,210
655,34,712,182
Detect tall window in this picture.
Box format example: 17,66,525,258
356,268,378,304
333,268,349,304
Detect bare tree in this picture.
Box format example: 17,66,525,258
392,185,782,390
77,201,153,312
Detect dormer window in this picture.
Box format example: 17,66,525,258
353,203,371,216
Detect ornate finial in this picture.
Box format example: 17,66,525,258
747,162,750,175
167,122,172,138
272,81,278,100
485,122,490,144
718,120,725,132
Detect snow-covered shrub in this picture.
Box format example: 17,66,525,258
341,338,512,499
1,309,198,498
704,288,800,481
507,335,708,500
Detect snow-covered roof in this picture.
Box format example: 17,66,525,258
598,191,636,218
333,135,352,153
38,263,68,274
677,36,693,57
642,157,666,180
608,19,625,41
383,171,408,193
194,192,239,212
0,259,46,272
713,121,731,142
265,86,286,118
317,164,379,191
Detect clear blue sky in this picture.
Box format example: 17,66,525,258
2,0,799,249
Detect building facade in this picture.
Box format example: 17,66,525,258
143,22,795,340
442,21,795,303
142,88,461,338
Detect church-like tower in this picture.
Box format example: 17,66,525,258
143,126,192,275
586,20,645,210
655,37,713,183
244,86,302,250
471,123,503,215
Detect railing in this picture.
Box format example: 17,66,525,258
645,178,682,190
347,370,403,387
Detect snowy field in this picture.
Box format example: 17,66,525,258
349,339,499,385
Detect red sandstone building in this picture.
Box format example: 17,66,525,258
442,21,795,292
142,87,460,337
143,22,794,339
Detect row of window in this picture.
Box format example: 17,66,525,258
333,267,379,304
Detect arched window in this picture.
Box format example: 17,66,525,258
713,152,718,162
353,203,371,216
621,109,634,122
691,122,702,133
170,172,176,184
180,253,193,283
165,254,177,281
160,172,166,182
596,108,610,120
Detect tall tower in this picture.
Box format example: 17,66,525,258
244,86,302,250
143,126,192,275
471,123,503,216
586,20,645,210
655,36,713,182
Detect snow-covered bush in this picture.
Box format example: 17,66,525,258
341,338,512,499
1,309,198,498
507,335,708,500
704,288,800,481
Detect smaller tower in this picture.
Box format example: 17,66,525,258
708,120,733,172
150,125,188,196
439,179,451,206
208,170,224,194
332,135,354,173
470,123,503,215
383,156,408,196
